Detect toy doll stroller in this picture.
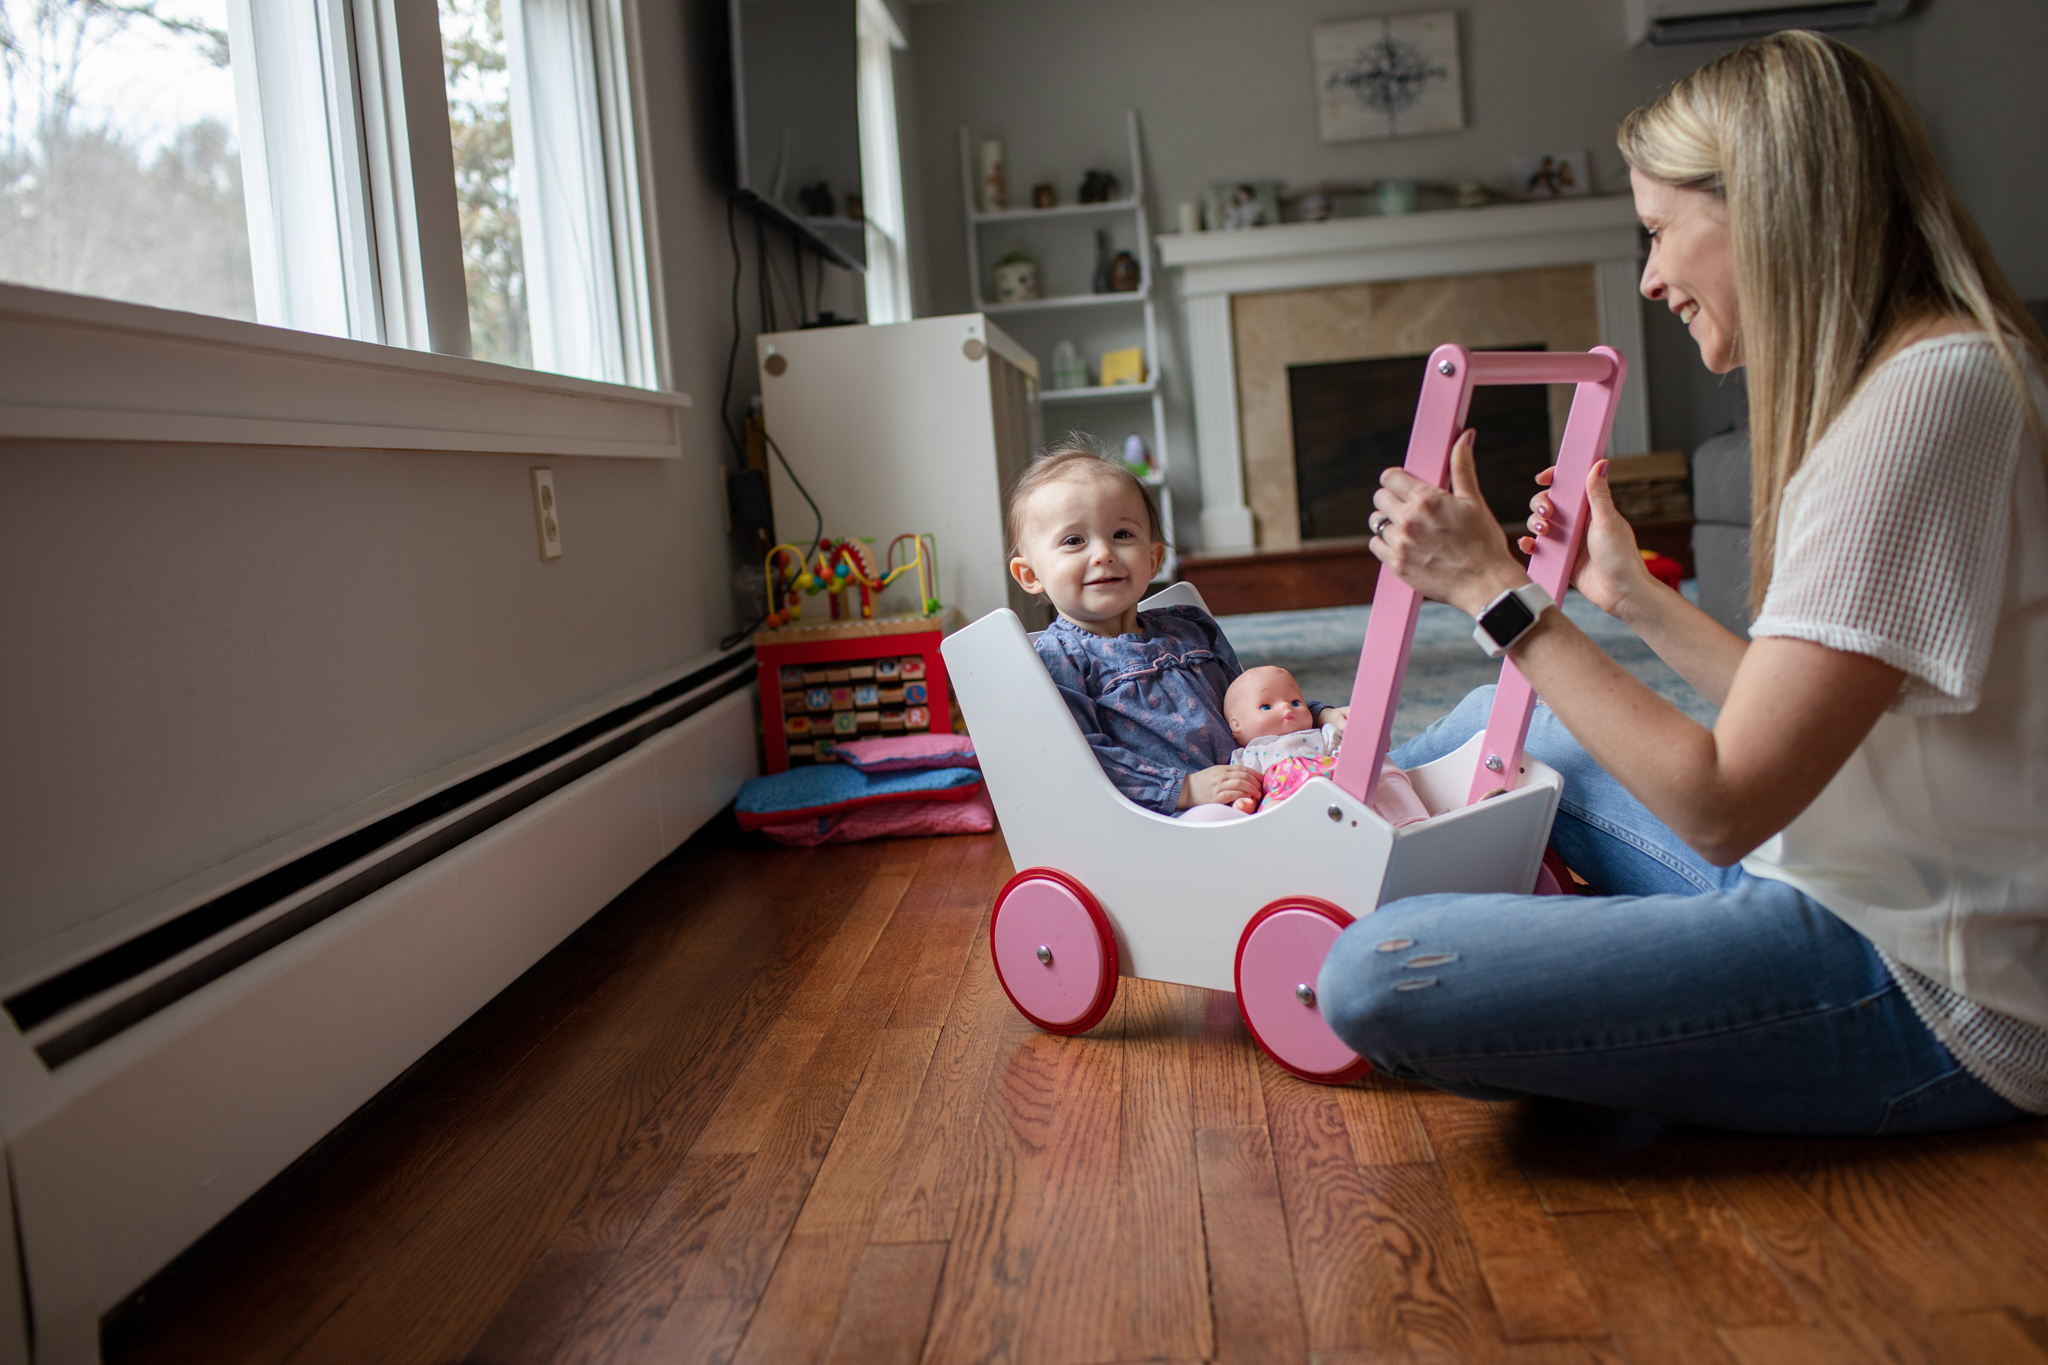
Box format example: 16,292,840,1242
940,346,1625,1082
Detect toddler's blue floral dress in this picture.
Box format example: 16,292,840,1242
1034,605,1324,815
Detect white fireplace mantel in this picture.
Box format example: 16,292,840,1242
1158,195,1649,553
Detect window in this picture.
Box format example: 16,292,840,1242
1,0,255,322
0,0,660,386
855,0,909,325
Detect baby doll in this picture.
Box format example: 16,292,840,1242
1223,666,1430,825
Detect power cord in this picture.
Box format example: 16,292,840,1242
718,426,826,651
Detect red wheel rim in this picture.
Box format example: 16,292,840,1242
989,867,1119,1036
1234,896,1372,1085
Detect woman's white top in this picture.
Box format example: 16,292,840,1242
1742,333,2048,1111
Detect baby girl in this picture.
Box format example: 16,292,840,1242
1223,665,1431,825
1007,440,1345,817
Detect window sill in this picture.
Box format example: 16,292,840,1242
0,283,691,459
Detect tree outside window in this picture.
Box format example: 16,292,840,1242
0,0,254,321
439,0,527,368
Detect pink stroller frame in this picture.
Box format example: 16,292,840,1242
942,345,1626,1082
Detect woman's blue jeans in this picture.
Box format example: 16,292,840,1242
1317,687,2028,1136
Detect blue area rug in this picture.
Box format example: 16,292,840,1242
1217,584,1717,746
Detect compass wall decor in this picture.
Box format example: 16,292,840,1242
1312,11,1464,142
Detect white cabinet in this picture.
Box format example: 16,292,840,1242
756,314,1042,628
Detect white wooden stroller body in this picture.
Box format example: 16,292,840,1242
940,346,1626,1081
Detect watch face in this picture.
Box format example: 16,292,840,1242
1481,592,1537,646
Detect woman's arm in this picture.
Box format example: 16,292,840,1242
1507,618,1899,864
1521,454,1749,706
1374,434,1903,865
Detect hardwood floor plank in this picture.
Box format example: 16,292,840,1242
726,1227,866,1365
1190,983,1267,1131
674,880,935,1306
691,1027,831,1155
1111,978,1212,1363
537,1152,753,1365
869,910,1020,1244
1729,1219,1948,1365
1617,1161,1802,1331
532,845,926,1363
1716,1322,1866,1365
1550,1210,1736,1364
1005,1002,1128,1365
1411,1093,1601,1340
793,1025,946,1235
282,1043,647,1365
1355,1161,1513,1364
915,984,1133,1365
1196,1126,1310,1365
292,838,815,1365
885,833,1001,1031
1340,1076,1434,1168
820,1242,949,1365
1486,1102,1635,1215
1783,1137,2048,1314
1262,1070,1408,1359
617,1294,752,1365
1925,1309,2048,1363
720,1024,945,1365
1502,1342,1628,1365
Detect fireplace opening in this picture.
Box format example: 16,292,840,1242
1289,347,1555,542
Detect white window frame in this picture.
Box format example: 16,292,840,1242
218,0,665,386
855,0,911,326
0,0,681,456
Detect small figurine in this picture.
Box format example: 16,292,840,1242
1077,169,1121,203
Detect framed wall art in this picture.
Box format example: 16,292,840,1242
1312,11,1464,142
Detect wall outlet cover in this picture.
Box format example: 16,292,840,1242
531,468,563,560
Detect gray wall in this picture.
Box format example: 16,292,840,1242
906,0,2043,508
0,0,774,955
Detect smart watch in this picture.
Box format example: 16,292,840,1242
1471,582,1555,658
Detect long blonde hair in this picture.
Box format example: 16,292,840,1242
1618,31,2046,612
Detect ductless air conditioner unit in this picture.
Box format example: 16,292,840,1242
1626,0,1911,46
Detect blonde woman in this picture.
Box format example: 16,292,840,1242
1317,31,2048,1135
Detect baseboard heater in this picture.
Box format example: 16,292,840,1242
0,650,759,1365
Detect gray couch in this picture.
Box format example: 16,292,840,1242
1690,425,1751,638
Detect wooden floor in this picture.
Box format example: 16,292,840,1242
108,822,2048,1365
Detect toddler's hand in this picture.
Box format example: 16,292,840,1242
1319,705,1349,732
1181,764,1263,811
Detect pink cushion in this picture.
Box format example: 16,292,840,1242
832,733,978,773
759,790,995,847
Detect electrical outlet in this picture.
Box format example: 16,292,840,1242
531,468,563,560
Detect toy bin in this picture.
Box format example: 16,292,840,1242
754,613,959,773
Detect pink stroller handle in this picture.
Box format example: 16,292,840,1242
1328,344,1627,808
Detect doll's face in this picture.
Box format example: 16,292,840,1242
1226,666,1312,741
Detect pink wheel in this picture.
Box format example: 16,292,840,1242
989,868,1119,1035
1234,897,1372,1085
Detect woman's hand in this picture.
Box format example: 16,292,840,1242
1520,458,1657,621
1181,764,1264,813
1371,430,1527,616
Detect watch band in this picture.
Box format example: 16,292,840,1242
1471,582,1555,658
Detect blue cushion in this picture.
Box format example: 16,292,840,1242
736,763,983,829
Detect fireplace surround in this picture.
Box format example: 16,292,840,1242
1158,195,1649,554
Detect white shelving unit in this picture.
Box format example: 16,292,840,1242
959,109,1175,578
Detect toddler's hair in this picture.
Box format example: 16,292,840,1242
1004,433,1163,556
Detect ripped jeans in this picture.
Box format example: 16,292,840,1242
1315,686,2028,1136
